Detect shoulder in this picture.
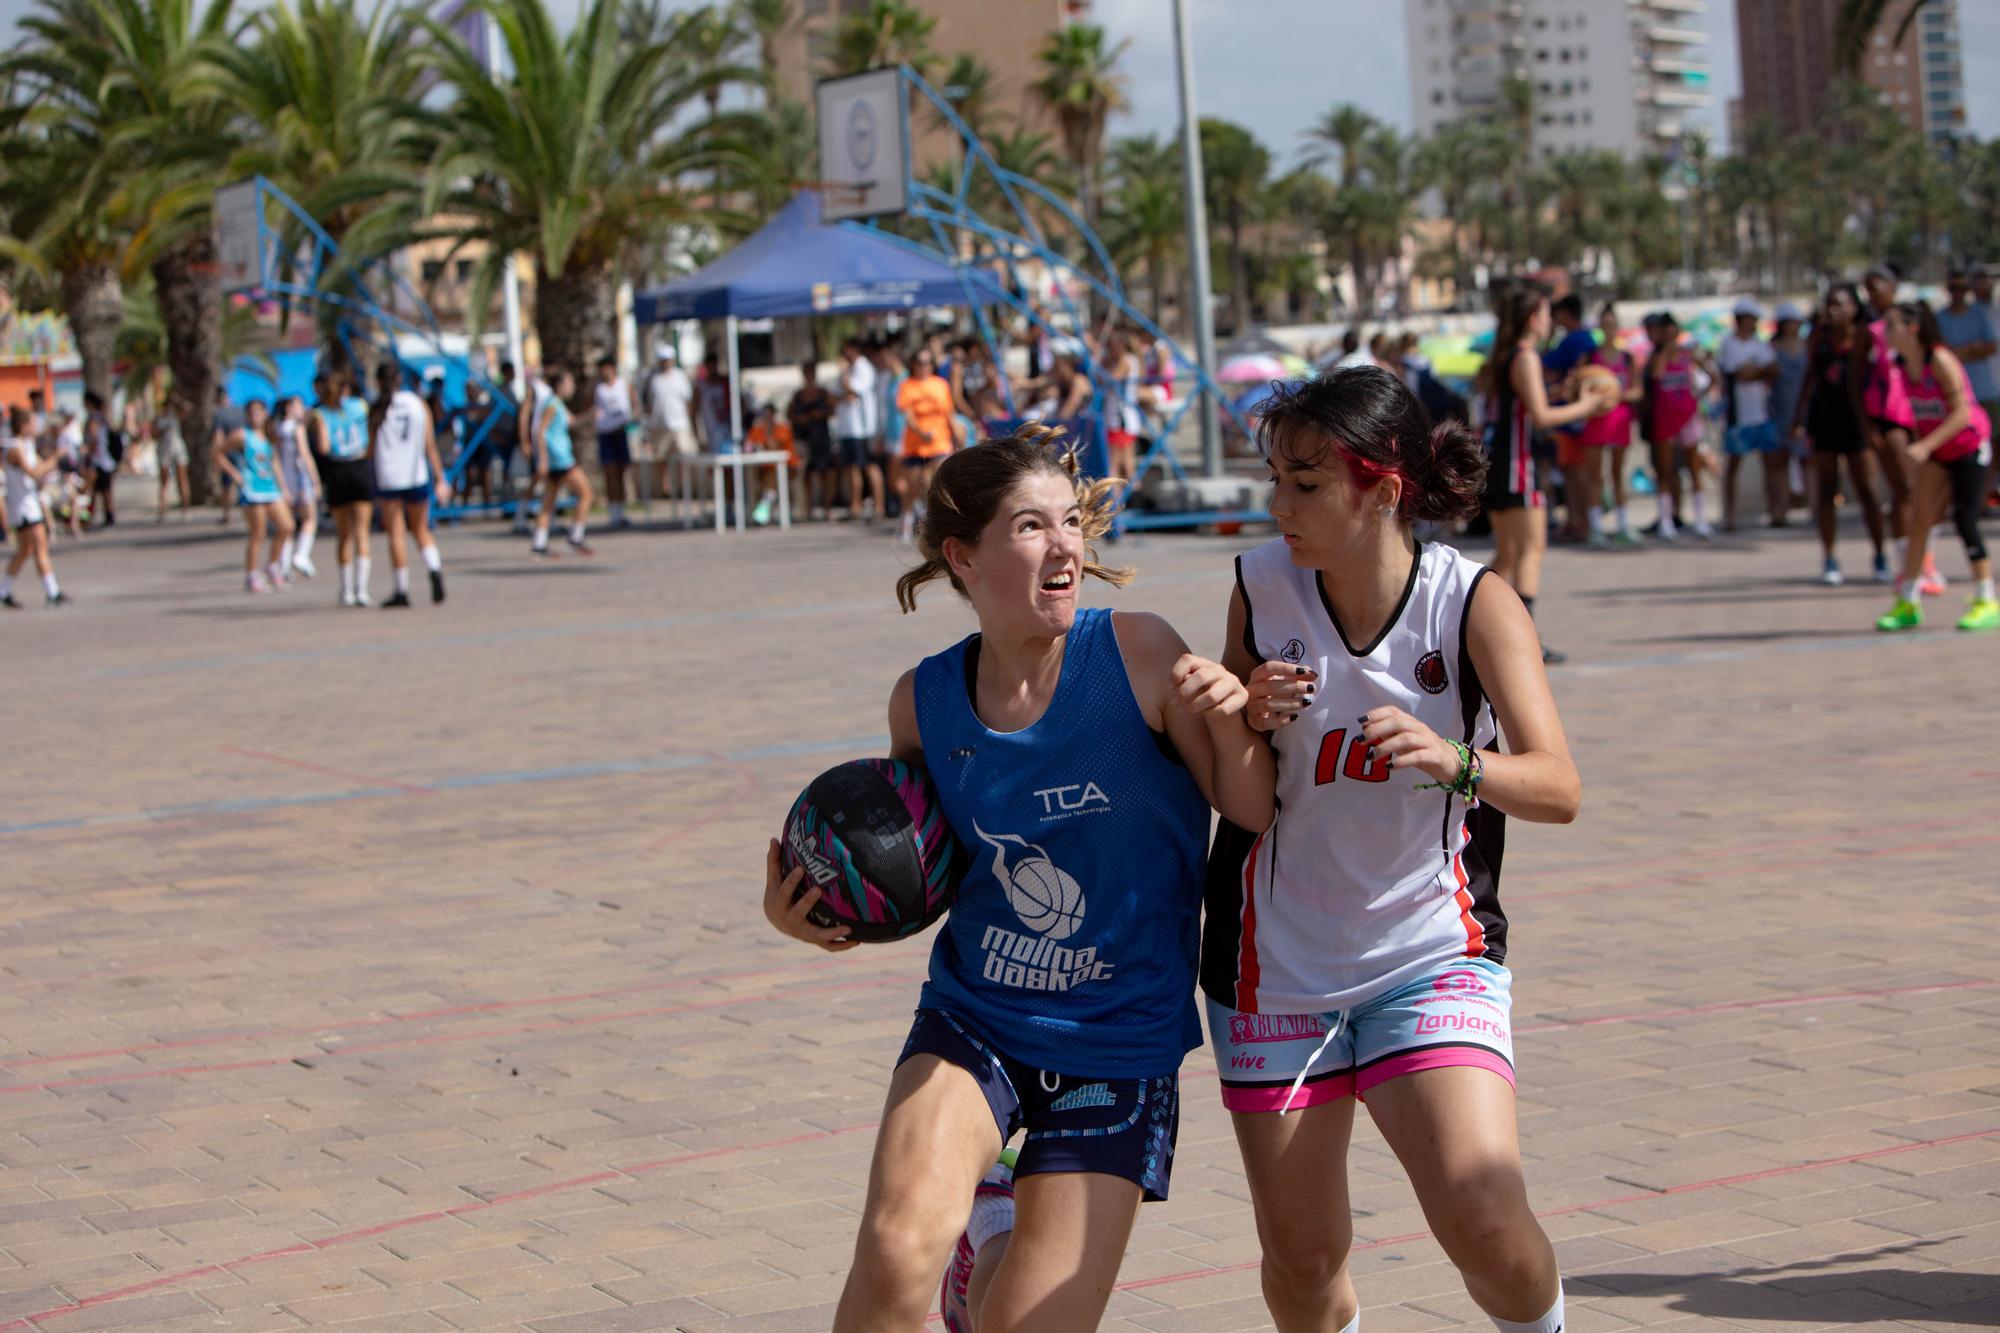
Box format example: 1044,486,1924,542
1110,610,1186,662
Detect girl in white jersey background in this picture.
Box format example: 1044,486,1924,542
369,363,450,606
2,405,67,608
1206,367,1583,1333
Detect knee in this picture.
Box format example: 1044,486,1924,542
851,1209,959,1311
1432,1181,1544,1288
1259,1222,1353,1300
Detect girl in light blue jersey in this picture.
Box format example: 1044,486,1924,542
309,370,376,607
762,424,1273,1333
213,399,295,594
529,368,595,557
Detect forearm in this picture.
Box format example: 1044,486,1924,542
1202,713,1276,831
1467,747,1578,824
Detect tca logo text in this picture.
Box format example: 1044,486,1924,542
1033,782,1111,817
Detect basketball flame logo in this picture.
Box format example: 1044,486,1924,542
971,823,1086,941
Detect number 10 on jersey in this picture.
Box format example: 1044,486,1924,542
1314,728,1392,785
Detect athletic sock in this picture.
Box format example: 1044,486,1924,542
0,576,12,600
1979,576,1995,602
297,528,314,565
394,566,410,596
532,527,549,552
41,573,58,600
277,537,294,573
340,562,354,598
1662,494,1678,525
1691,490,1708,526
356,557,371,595
1489,1289,1563,1333
1586,505,1602,536
1337,1317,1358,1333
609,502,624,524
1615,503,1631,533
569,521,587,544
421,543,441,573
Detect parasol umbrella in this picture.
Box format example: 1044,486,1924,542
1217,353,1290,384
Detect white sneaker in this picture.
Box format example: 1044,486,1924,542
292,555,317,579
1692,522,1716,540
340,589,357,607
354,590,372,607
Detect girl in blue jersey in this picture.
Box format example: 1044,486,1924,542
1213,369,1582,1333
762,424,1273,1332
529,367,596,557
308,371,376,607
214,399,295,594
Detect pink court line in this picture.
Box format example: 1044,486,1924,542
1514,829,2000,904
2,952,876,1070
0,972,921,1096
0,1123,880,1331
218,744,435,794
1108,1126,2000,1298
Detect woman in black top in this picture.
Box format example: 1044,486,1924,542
1792,283,1887,585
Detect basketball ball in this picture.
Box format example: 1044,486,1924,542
780,758,969,943
1572,365,1621,414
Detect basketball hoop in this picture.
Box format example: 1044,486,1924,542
794,179,874,214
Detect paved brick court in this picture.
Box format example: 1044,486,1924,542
2,500,1996,1331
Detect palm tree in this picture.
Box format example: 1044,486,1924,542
0,0,137,405
1198,118,1269,333
735,0,793,86
1302,104,1376,313
419,0,736,392
1031,23,1128,232
936,52,996,139
116,278,273,406
202,0,429,385
826,0,937,79
1832,0,1923,76
1414,119,1502,304
1101,135,1182,328
96,0,242,501
677,4,750,119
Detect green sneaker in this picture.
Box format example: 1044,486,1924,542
1956,598,2000,632
1875,598,1923,632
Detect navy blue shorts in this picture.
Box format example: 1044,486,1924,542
597,429,631,466
375,485,430,507
897,1008,1179,1202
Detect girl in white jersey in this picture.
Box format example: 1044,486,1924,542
1,406,67,608
1206,368,1583,1333
275,397,318,579
369,363,450,606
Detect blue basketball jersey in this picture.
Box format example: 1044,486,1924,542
238,432,281,503
543,399,575,471
914,607,1210,1078
315,399,369,461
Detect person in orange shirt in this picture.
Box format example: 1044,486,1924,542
896,348,963,543
746,401,797,526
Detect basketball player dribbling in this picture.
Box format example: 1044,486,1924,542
1204,369,1583,1333
762,425,1275,1332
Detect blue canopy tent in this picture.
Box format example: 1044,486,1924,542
634,190,1003,444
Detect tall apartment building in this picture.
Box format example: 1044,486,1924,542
772,0,1073,172
1735,0,1965,146
1406,0,1712,160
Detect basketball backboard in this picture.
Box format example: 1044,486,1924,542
214,180,266,293
816,68,910,222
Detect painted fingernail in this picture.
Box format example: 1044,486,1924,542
1294,666,1308,675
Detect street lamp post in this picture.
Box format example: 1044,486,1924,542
1172,0,1221,477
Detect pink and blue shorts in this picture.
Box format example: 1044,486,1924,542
1205,955,1515,1114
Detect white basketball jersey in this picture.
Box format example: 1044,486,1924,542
1202,538,1505,1014
373,389,431,491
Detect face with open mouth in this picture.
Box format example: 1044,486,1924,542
956,470,1086,637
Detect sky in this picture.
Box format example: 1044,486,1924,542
2,0,1996,159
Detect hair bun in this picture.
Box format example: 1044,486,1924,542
1405,420,1486,524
